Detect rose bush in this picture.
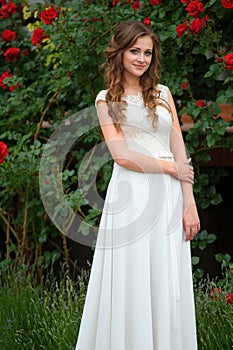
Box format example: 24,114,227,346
1,29,16,42
31,27,48,46
0,141,8,163
40,6,58,24
0,1,17,17
0,0,232,275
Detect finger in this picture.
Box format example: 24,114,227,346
185,177,194,184
185,228,192,241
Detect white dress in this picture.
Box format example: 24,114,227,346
75,84,197,350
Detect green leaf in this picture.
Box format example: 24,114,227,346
199,230,208,240
206,134,216,148
206,0,217,7
78,221,90,236
204,71,214,78
210,193,222,205
198,241,207,250
207,233,217,244
192,256,200,265
215,253,224,262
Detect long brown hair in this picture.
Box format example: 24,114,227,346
101,20,171,128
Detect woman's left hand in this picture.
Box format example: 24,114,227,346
183,203,200,241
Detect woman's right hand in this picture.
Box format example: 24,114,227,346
173,160,194,184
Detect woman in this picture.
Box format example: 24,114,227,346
75,20,200,350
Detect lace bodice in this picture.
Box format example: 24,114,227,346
95,84,173,160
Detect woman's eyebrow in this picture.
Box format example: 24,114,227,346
131,46,152,51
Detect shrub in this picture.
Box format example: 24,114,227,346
0,0,232,272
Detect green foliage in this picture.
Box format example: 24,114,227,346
0,264,232,349
195,281,233,349
0,0,232,272
0,264,87,350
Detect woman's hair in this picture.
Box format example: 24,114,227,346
101,20,171,128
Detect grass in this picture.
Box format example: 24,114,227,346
195,269,233,350
0,265,87,350
0,264,232,350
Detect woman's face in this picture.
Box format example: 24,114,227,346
122,35,153,80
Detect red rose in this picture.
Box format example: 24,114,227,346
1,29,16,42
221,0,233,9
0,142,8,163
143,17,151,26
40,6,58,25
9,82,20,92
0,71,13,89
31,28,47,46
217,57,223,63
224,52,233,70
182,81,189,89
0,1,17,18
185,0,204,17
0,0,6,5
196,100,205,107
150,0,161,5
91,17,103,22
176,23,188,37
181,0,191,3
22,49,29,55
131,1,142,10
210,287,221,301
4,47,20,62
225,292,233,304
190,17,203,34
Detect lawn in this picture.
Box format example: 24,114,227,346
0,264,232,350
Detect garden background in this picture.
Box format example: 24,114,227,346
0,0,233,349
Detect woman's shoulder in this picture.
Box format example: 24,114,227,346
157,83,170,101
95,89,107,104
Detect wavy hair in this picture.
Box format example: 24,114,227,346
101,20,171,128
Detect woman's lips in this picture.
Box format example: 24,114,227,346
134,64,145,69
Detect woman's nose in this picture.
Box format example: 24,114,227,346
137,53,145,62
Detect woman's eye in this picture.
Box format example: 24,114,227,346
129,49,138,54
145,51,152,56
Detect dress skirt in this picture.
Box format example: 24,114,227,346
75,162,197,350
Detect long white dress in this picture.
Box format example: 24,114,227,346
75,84,197,350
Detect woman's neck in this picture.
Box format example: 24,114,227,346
123,77,141,95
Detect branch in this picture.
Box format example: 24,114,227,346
34,86,61,142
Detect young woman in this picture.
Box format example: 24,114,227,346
75,20,200,350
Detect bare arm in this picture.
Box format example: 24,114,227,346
168,89,200,240
96,100,193,182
